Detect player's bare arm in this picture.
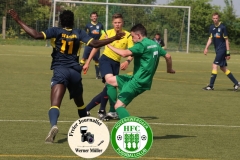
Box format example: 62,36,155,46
164,53,175,74
88,32,125,48
120,56,133,70
82,48,100,74
107,44,132,57
225,38,230,51
225,38,230,60
8,9,44,39
204,38,212,55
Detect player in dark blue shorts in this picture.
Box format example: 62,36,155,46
80,12,105,79
203,12,239,91
83,13,134,120
8,9,125,143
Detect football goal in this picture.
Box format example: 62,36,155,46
52,0,191,53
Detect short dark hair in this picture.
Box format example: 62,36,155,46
155,33,160,36
60,10,74,28
112,13,123,20
212,12,220,17
130,23,147,37
90,11,98,17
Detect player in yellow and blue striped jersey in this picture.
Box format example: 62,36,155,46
203,12,240,91
80,12,105,79
83,13,134,120
8,9,125,143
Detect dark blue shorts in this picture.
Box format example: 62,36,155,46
99,54,120,83
214,50,227,67
82,46,100,61
51,66,83,99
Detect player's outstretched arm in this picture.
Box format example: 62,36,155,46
88,32,125,48
107,44,132,57
8,9,44,39
82,48,100,74
164,53,175,74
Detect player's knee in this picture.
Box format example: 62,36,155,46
114,100,126,109
212,63,218,69
114,105,120,110
105,78,111,84
105,77,117,86
105,77,112,84
220,67,227,72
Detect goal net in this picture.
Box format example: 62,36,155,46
1,0,190,52
53,0,191,53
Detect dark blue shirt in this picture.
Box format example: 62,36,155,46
85,22,104,40
42,27,92,69
209,22,228,51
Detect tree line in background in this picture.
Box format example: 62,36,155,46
1,0,240,49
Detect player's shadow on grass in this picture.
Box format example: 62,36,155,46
56,133,68,143
226,88,238,91
154,135,196,140
213,88,237,92
138,116,158,120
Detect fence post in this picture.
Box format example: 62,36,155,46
2,16,6,39
164,29,167,49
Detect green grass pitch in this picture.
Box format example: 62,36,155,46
0,45,240,160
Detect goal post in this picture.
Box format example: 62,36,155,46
52,0,191,53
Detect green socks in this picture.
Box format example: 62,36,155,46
106,84,130,119
106,84,117,112
116,107,130,119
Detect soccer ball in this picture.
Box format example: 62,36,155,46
141,135,147,141
117,135,122,141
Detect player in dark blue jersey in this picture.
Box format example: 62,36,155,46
80,12,105,79
8,9,125,143
203,12,239,91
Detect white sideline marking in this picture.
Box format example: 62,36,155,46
1,53,240,64
1,54,240,64
0,119,240,128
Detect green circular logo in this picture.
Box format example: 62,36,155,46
111,116,153,159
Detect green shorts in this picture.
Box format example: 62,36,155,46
116,74,146,106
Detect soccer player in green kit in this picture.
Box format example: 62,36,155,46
105,23,175,119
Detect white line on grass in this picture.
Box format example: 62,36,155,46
0,119,240,128
1,54,240,65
